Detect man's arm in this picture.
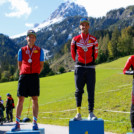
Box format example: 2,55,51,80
40,49,44,73
18,61,22,71
6,99,9,108
94,39,98,60
40,61,44,73
18,48,22,71
71,38,76,61
123,56,132,74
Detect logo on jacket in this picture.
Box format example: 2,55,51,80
33,50,38,53
88,40,91,43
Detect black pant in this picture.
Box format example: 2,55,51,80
74,67,96,113
6,108,13,122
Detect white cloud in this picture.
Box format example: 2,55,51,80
25,23,34,28
5,0,32,18
72,0,134,17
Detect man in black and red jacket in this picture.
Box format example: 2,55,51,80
123,55,134,132
71,18,98,120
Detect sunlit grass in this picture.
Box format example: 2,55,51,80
0,55,133,133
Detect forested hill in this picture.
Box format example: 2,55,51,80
0,34,18,66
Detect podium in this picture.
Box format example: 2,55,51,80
69,118,104,134
6,128,45,134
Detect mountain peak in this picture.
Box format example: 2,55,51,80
48,1,88,20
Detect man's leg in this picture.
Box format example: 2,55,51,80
11,96,24,131
131,89,134,132
16,96,25,118
32,96,39,130
131,104,134,132
86,68,97,120
74,67,85,120
32,96,38,118
6,109,9,122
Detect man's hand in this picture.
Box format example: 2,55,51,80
125,70,134,75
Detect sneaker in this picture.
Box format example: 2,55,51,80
11,124,20,131
33,123,39,130
88,112,97,120
73,113,82,121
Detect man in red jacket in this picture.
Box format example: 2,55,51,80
71,18,98,120
123,55,134,132
11,30,44,131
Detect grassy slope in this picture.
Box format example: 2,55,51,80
0,55,133,133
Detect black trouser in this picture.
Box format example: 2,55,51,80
6,108,13,122
0,109,4,122
74,67,96,113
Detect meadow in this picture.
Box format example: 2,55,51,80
0,55,133,133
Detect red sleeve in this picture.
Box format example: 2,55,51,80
123,56,132,74
71,37,76,61
94,39,98,60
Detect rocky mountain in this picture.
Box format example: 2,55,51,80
11,1,87,39
48,1,88,20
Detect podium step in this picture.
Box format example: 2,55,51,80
6,128,45,134
69,118,104,134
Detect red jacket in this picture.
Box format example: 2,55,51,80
71,33,98,65
123,55,134,74
20,45,41,75
6,97,14,109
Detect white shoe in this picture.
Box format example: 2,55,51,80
88,112,97,120
73,113,82,121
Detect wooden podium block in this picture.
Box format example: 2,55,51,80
69,118,104,134
6,128,45,134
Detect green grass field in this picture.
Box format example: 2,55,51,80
0,55,133,133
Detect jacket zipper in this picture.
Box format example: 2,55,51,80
85,50,86,66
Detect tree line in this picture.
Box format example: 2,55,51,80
0,61,65,83
95,26,134,63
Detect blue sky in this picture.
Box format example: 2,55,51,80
0,0,134,37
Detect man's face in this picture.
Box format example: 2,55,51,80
26,34,36,46
79,22,90,34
